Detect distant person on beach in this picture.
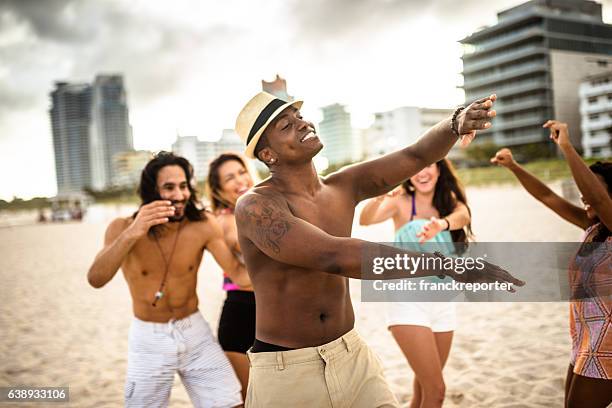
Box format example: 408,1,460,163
207,153,256,400
360,158,472,408
233,91,523,407
491,121,612,408
87,152,244,408
71,201,83,221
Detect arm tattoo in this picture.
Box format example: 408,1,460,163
239,196,293,254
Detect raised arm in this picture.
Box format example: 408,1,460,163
87,200,176,288
491,147,590,230
359,190,401,226
235,191,523,289
544,120,612,230
204,215,251,288
340,95,497,202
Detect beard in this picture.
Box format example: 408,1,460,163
169,199,187,222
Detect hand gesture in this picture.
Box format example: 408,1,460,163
416,217,447,243
375,187,403,202
449,256,525,293
543,120,570,147
126,200,175,239
456,94,497,147
490,148,515,168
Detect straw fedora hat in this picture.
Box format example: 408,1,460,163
235,92,303,159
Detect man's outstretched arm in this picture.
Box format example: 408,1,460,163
339,95,496,202
235,191,523,288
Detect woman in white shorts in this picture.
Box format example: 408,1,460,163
360,158,472,408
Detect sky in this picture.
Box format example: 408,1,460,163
1,0,611,200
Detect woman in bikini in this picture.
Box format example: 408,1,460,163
360,158,472,408
491,120,612,408
207,152,255,400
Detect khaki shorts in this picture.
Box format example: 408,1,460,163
245,328,399,408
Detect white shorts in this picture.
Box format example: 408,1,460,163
385,302,457,332
125,310,242,408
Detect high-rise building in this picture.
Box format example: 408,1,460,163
460,0,612,151
579,70,612,157
262,74,294,101
50,75,133,194
90,75,133,189
50,82,93,194
318,103,355,167
363,106,454,159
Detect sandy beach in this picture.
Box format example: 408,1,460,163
0,183,585,407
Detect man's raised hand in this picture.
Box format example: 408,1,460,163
456,94,497,147
126,201,175,239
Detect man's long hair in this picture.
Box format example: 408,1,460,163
135,152,205,229
402,158,473,247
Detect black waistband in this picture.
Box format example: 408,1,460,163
251,338,295,353
226,290,255,304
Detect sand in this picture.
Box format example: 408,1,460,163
0,183,585,407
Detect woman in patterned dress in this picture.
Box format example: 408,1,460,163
492,120,611,408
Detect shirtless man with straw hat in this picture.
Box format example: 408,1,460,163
88,152,247,408
233,91,523,407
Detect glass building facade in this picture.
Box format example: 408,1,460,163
461,0,612,150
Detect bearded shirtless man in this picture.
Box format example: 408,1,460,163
88,152,247,408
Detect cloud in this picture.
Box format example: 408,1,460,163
0,82,38,110
287,0,612,44
287,0,426,40
0,0,94,43
0,0,241,125
0,0,237,197
1,0,611,199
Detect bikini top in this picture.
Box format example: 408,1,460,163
394,195,454,283
222,249,246,291
395,194,454,254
